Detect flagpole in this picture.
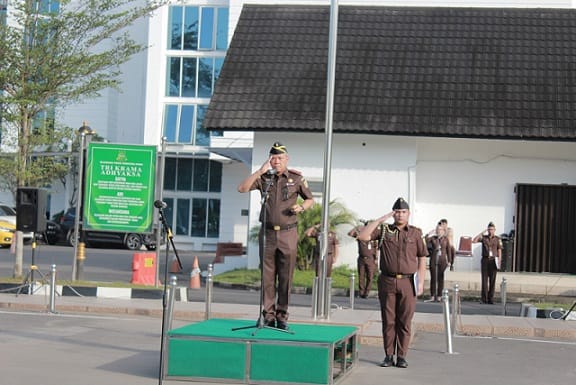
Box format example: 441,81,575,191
315,0,339,320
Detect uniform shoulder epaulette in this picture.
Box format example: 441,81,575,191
288,168,302,176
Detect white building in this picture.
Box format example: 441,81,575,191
3,1,576,273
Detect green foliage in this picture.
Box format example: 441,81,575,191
248,199,358,270
0,0,166,194
213,265,360,290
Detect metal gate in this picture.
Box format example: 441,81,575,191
514,183,576,273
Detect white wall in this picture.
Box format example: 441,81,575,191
239,133,576,270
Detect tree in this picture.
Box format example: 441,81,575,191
249,199,358,270
0,0,166,196
0,0,166,277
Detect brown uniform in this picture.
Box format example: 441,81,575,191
479,235,502,304
349,226,378,298
426,235,454,299
312,231,338,277
251,168,314,323
373,223,427,359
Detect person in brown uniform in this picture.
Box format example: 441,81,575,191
237,142,314,330
348,223,378,298
426,224,454,301
358,198,427,369
472,222,502,304
305,224,339,277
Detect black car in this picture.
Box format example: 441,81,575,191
44,208,159,251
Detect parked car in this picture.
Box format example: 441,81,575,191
0,220,16,247
0,203,34,243
45,208,159,251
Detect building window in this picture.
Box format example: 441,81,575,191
164,157,222,193
166,56,224,98
168,5,228,51
162,196,220,239
163,103,221,145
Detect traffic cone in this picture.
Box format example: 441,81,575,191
189,256,201,289
169,256,181,274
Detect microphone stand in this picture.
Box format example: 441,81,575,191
232,174,292,335
156,204,182,385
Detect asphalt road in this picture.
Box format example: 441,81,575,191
0,244,522,317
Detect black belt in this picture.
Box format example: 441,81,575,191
265,223,298,231
383,273,413,279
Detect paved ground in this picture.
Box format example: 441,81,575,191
2,300,576,385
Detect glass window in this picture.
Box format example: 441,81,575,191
216,8,229,50
177,158,192,191
183,6,199,50
168,6,183,49
199,7,214,50
191,199,207,236
193,159,209,192
198,58,213,98
176,199,190,235
163,104,178,142
178,105,194,143
163,158,176,190
195,105,210,146
207,199,220,237
167,57,181,96
214,57,224,83
209,161,222,192
182,57,197,97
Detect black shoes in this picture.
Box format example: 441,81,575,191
380,356,408,368
396,357,408,368
276,321,288,330
380,355,395,367
264,319,276,328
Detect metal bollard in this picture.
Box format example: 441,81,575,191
442,289,454,354
311,276,319,319
49,264,57,314
451,283,459,335
205,264,213,320
349,273,355,310
500,277,507,316
166,276,177,331
324,277,333,320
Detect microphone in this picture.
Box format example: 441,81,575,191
154,200,167,209
266,168,277,175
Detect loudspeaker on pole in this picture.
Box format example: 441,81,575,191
16,187,48,233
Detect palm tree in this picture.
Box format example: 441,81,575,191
248,199,358,270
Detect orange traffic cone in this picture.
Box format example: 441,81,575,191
169,256,181,274
189,256,201,289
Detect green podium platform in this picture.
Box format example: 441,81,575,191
164,318,358,384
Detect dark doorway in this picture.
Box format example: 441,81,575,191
514,183,576,273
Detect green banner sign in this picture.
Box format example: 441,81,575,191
84,143,156,232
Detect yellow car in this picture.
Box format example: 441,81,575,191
0,220,16,247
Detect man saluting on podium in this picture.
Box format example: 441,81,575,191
358,197,427,369
238,142,314,330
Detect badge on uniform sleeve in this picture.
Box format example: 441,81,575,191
302,178,308,188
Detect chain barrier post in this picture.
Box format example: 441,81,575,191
49,264,57,314
442,288,454,354
451,283,459,335
205,264,213,320
500,277,507,316
324,277,333,320
311,276,319,319
166,276,177,331
349,272,355,310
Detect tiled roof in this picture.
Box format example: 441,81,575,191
204,5,576,140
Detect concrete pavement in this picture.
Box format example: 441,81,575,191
1,269,575,344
